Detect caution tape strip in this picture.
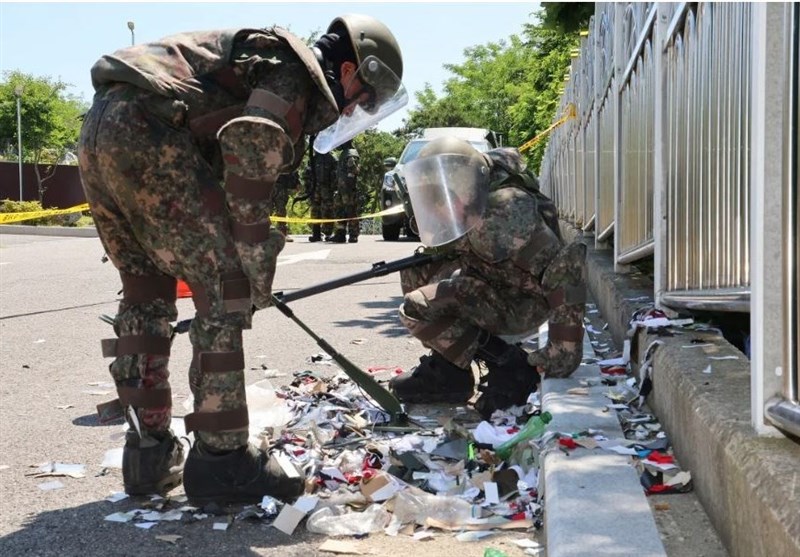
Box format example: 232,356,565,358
0,202,406,226
0,203,90,225
518,103,578,154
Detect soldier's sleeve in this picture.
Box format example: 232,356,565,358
216,37,314,309
527,241,588,378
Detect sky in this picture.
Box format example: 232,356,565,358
0,1,541,131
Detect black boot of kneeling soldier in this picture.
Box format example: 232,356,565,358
122,429,184,496
183,441,306,506
473,335,541,419
389,351,475,404
308,224,322,242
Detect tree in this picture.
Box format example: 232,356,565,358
0,71,88,201
540,2,594,34
353,129,406,212
401,8,580,172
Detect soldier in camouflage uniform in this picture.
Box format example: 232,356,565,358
304,150,338,242
77,15,405,504
331,140,361,243
390,137,586,419
272,171,300,241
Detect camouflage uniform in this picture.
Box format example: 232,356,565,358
77,28,339,451
333,143,361,240
272,171,300,237
399,148,586,378
305,151,338,238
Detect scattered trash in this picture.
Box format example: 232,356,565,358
55,404,75,410
154,535,182,544
37,480,65,491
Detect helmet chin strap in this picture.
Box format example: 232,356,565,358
314,46,348,112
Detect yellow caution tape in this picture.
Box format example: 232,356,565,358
272,204,405,224
518,103,578,154
0,203,90,225
0,202,406,227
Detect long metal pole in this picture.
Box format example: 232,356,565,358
16,94,22,201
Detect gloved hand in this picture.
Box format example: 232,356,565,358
527,340,583,378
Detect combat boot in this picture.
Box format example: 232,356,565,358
308,224,322,242
389,351,475,404
348,235,359,243
327,229,347,243
474,339,541,419
184,442,305,506
122,429,184,496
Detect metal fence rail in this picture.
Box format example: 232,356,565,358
539,2,799,435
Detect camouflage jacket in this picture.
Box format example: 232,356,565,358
453,148,564,297
90,27,340,175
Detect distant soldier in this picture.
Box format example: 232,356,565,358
272,171,300,242
390,137,587,419
331,140,361,243
305,149,338,242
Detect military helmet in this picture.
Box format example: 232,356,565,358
418,137,486,167
330,14,404,82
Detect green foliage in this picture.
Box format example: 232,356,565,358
401,8,581,173
0,71,87,165
541,2,594,34
353,129,406,212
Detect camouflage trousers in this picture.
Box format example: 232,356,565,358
310,181,336,237
271,180,291,236
399,259,550,369
78,88,261,451
333,180,360,237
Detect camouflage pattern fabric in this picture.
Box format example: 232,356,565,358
272,171,300,235
399,148,586,376
78,28,339,451
305,151,338,237
333,146,361,238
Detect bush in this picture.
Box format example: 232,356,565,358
0,199,76,226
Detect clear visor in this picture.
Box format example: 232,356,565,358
314,55,408,154
403,153,490,247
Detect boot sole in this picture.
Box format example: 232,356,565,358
185,490,301,507
124,472,183,496
393,390,473,404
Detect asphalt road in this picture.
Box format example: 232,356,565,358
0,233,534,557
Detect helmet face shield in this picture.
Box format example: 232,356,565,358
403,153,490,247
314,56,407,154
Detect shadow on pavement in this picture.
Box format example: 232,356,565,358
0,497,330,557
333,296,409,338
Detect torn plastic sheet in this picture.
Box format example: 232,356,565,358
33,462,86,478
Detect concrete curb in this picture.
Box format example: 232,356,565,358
542,337,667,557
0,224,98,238
563,224,800,557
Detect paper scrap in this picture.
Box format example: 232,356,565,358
36,462,86,478
155,535,182,544
105,492,129,503
319,539,367,554
105,511,135,523
665,471,692,487
213,522,229,531
484,481,500,504
135,522,158,529
455,531,496,542
37,480,64,491
272,503,307,535
513,539,544,549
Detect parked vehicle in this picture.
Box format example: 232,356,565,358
379,127,501,241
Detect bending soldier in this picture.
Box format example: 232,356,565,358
77,15,406,504
389,137,586,419
331,140,361,243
